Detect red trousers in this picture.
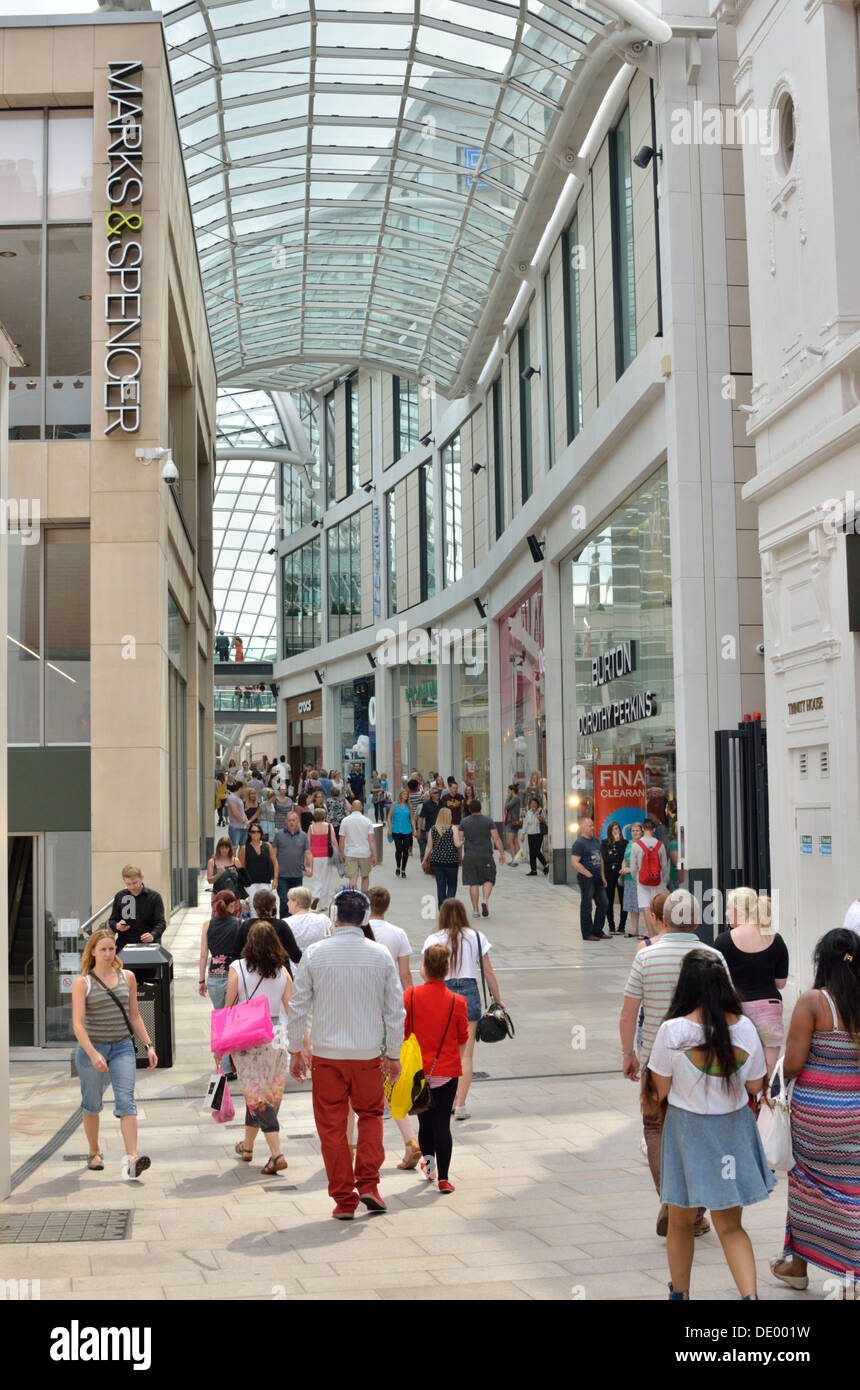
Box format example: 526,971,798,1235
311,1057,385,1211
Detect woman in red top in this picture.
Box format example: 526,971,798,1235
404,945,469,1192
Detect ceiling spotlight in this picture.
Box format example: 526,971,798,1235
310,517,323,528
78,294,92,302
471,463,485,475
0,250,17,258
420,432,434,447
52,380,63,389
526,533,545,563
474,597,487,619
266,547,276,555
26,380,37,390
314,669,324,686
520,365,540,381
633,145,661,169
367,652,377,670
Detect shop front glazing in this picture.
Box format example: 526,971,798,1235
499,580,546,810
566,467,676,855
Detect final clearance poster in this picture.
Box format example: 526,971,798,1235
594,764,647,840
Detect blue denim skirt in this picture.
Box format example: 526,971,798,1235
447,977,481,1023
660,1103,777,1211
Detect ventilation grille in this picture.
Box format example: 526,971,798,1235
820,748,829,778
799,751,808,779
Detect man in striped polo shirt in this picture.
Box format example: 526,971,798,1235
619,889,728,1237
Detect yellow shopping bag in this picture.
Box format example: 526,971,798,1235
385,1032,424,1119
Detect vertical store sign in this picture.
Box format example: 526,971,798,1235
371,502,380,618
104,60,144,434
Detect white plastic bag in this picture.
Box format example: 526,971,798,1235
756,1055,795,1171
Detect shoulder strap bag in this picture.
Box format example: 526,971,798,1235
475,934,515,1044
408,988,456,1114
90,971,136,1040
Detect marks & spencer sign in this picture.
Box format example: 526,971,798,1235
104,60,144,435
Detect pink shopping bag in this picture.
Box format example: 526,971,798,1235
210,995,273,1054
213,1078,235,1124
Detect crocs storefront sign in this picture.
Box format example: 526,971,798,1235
104,61,144,435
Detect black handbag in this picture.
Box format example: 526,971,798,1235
475,940,515,1043
408,990,456,1114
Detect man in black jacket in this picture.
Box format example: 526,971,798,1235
108,865,167,945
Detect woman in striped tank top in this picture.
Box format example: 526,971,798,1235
72,928,158,1178
771,928,860,1298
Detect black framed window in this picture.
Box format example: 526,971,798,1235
345,374,359,494
518,323,533,502
328,512,362,637
609,105,637,379
442,434,462,586
419,460,435,601
282,538,321,657
324,389,336,505
393,376,419,459
492,376,504,540
562,215,583,442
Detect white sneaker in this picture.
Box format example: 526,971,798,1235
419,1156,436,1182
454,1105,471,1121
472,909,480,918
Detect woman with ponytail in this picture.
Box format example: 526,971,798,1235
771,927,860,1297
648,950,774,1300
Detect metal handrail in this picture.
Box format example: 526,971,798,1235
78,899,115,938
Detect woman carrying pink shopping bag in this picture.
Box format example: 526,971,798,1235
214,922,292,1174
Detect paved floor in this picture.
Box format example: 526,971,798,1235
3,850,818,1301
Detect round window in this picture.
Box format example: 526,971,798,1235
776,91,795,177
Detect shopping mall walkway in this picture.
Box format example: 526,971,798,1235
3,854,804,1302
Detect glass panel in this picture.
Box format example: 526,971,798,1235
422,461,435,600
544,268,555,468
518,322,533,502
499,579,546,812
387,489,397,614
45,530,90,745
0,111,44,220
328,510,363,637
442,433,462,587
3,227,43,440
47,111,93,221
451,655,489,802
325,390,336,505
564,215,583,440
282,537,321,656
7,535,41,746
46,226,92,440
611,105,637,376
568,468,674,849
44,832,92,1043
492,378,504,540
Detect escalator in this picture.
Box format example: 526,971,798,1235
8,837,35,1046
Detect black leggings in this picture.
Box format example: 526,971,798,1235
417,1078,457,1180
373,800,385,822
605,870,627,929
527,834,547,871
393,831,412,870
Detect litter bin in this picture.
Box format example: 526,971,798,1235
373,821,384,865
114,943,175,1069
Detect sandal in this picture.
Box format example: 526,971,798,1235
87,1152,104,1171
235,1142,254,1162
397,1140,422,1170
262,1154,288,1175
769,1257,808,1290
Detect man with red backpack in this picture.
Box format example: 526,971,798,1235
629,817,669,936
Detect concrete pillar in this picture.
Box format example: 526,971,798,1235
0,329,20,1200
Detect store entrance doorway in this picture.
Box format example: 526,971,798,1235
8,835,37,1047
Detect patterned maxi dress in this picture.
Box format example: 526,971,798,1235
782,991,860,1278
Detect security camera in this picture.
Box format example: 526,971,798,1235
756,642,765,655
161,454,179,483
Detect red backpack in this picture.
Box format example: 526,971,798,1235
637,838,662,886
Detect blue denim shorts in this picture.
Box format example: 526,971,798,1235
76,1037,138,1117
447,977,481,1023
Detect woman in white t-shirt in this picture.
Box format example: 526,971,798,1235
220,922,292,1176
648,950,774,1301
423,897,504,1122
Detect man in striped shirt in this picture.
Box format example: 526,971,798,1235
619,889,728,1237
288,887,404,1220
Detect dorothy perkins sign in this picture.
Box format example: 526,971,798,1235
104,61,144,435
580,639,658,734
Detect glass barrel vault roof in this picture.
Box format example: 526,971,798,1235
161,0,670,394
